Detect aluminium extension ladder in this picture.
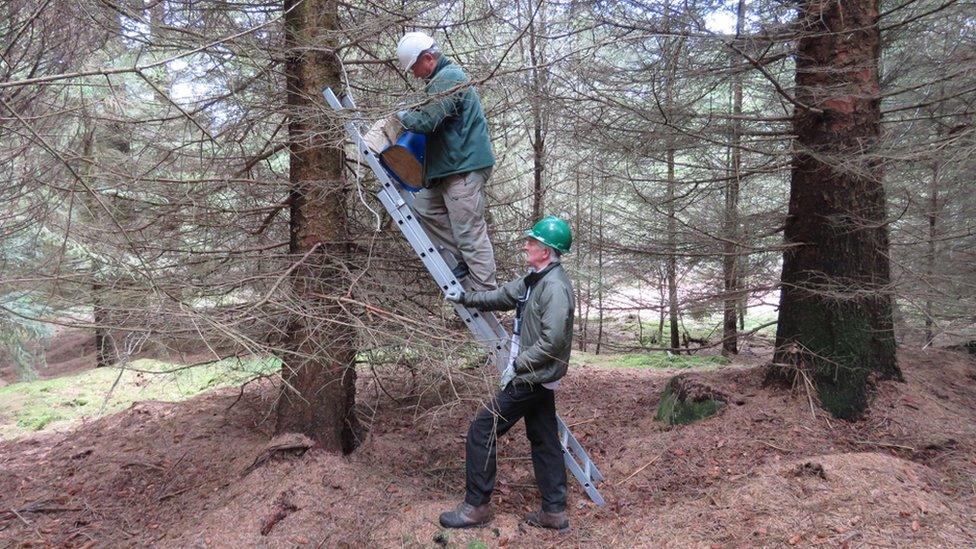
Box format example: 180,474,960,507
323,88,605,506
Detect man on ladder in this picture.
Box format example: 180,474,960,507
439,217,575,533
393,31,498,290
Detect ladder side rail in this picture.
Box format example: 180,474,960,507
558,415,605,482
327,90,465,300
379,194,508,355
563,449,606,506
478,313,510,351
324,87,603,503
371,189,458,292
327,88,509,348
324,88,509,366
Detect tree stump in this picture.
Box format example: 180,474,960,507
655,373,728,425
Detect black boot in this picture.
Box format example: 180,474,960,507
524,509,569,533
439,501,491,529
451,261,470,280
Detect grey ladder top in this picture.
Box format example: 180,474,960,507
322,88,604,506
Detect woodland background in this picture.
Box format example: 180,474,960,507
1,1,976,546
2,0,973,420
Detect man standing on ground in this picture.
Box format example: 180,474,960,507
439,216,575,532
395,31,497,290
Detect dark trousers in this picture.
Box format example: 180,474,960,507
464,381,567,513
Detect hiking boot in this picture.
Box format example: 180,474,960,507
439,501,491,529
451,261,470,280
524,509,569,533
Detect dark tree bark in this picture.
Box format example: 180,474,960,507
661,16,684,353
924,162,938,345
721,0,746,357
773,0,901,419
573,172,586,351
666,146,680,351
657,268,666,345
573,174,589,351
527,0,547,221
595,203,605,354
81,129,116,368
275,0,361,453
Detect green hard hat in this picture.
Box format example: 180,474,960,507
525,216,572,253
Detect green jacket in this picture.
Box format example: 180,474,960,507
464,262,574,385
397,56,495,184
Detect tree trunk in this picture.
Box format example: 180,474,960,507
573,172,586,351
924,162,938,345
81,129,116,367
666,147,680,351
657,270,666,345
275,0,361,453
595,203,605,354
528,0,547,220
772,0,901,420
661,7,683,353
721,0,746,357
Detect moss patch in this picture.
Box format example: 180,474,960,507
655,374,728,425
573,351,729,371
0,356,278,440
16,409,64,431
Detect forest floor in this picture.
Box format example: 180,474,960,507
1,342,975,547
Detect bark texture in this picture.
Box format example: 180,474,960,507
275,0,360,453
773,0,902,420
721,0,746,357
666,147,680,351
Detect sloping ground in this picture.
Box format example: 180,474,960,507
0,328,95,386
0,324,232,386
1,347,974,547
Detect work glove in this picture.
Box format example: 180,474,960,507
499,363,517,389
445,290,466,304
362,116,404,156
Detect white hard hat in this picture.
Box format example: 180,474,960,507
396,32,436,71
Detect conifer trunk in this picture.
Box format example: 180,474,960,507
275,0,360,452
773,0,901,419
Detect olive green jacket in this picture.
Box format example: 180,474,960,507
463,262,574,385
397,56,495,184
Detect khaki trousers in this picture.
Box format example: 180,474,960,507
412,169,497,290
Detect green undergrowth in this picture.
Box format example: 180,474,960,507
0,356,278,440
572,351,730,370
